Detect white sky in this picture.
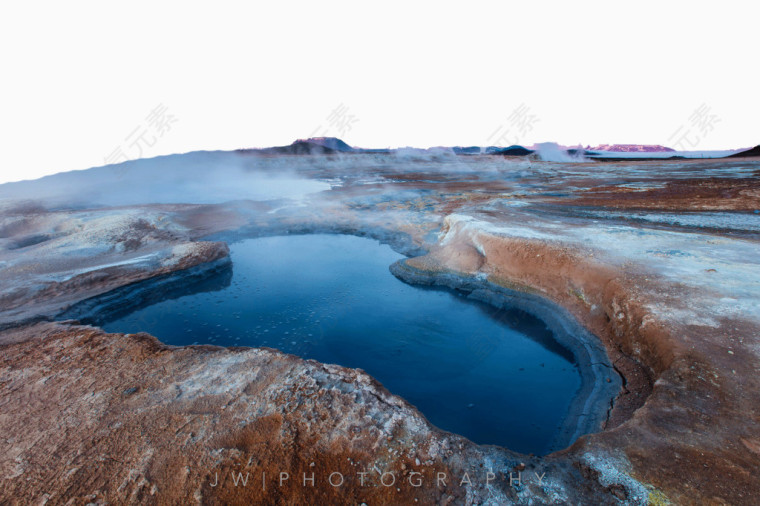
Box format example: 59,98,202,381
0,0,757,184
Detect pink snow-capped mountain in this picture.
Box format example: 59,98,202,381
589,144,675,152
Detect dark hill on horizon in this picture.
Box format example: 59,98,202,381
727,145,760,158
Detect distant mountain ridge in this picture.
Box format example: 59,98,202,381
589,144,675,152
297,137,354,152
727,145,760,158
246,137,390,155
237,137,757,160
255,137,348,155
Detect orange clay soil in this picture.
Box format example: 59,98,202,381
400,218,760,504
567,177,760,211
1,153,759,504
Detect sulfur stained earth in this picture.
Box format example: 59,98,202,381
1,152,759,505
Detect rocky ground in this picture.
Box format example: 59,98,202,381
1,152,759,504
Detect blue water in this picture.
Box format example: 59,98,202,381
101,234,581,454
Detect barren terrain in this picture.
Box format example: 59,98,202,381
1,152,759,504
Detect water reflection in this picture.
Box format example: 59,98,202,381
63,234,582,455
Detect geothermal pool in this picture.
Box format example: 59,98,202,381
97,234,582,454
